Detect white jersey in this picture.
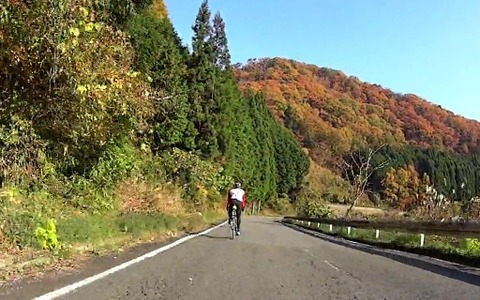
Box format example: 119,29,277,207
229,188,246,202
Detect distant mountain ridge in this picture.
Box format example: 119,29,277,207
233,57,480,161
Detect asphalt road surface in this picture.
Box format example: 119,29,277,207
3,216,480,300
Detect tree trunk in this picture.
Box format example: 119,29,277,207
345,199,357,217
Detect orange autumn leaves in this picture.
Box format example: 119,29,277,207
383,165,432,210
234,58,480,162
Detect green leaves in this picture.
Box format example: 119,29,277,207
34,218,61,253
296,198,332,218
463,238,480,255
161,148,233,202
273,124,310,196
127,10,196,152
98,0,154,28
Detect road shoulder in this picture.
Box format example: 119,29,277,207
281,220,480,287
0,220,226,300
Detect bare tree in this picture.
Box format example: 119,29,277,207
342,145,388,217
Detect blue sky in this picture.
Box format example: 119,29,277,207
164,0,480,121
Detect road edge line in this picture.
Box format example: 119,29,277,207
32,220,228,300
281,221,480,286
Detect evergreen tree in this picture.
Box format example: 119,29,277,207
178,0,311,203
97,0,154,28
284,105,300,131
188,0,219,157
273,124,310,197
212,12,231,71
127,8,197,151
247,92,278,201
191,1,213,57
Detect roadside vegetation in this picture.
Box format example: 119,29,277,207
289,219,480,268
0,0,309,281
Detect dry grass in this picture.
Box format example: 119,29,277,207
257,208,283,217
0,230,11,252
412,202,480,221
0,248,54,282
305,160,347,194
327,204,386,219
0,236,141,283
116,179,184,214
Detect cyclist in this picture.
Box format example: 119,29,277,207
226,182,247,235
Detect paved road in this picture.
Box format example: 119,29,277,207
4,217,480,299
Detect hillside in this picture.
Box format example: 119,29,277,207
234,58,480,161
233,58,480,214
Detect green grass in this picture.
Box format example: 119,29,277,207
291,219,480,268
57,212,181,245
0,208,226,282
55,210,226,255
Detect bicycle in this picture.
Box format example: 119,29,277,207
230,205,238,240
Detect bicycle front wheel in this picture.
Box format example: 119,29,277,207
230,209,237,240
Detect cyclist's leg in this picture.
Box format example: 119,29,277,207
234,200,242,232
227,204,232,224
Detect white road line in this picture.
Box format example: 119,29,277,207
324,260,340,271
32,220,228,300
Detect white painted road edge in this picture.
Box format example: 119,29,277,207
32,220,228,300
324,260,340,271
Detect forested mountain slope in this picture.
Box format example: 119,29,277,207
234,58,480,159
233,58,480,213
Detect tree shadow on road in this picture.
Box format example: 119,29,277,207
248,220,283,226
282,222,480,287
201,235,231,240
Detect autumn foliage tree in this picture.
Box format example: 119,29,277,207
383,165,431,210
1,0,152,177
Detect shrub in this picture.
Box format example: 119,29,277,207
462,238,480,255
34,218,61,253
161,148,232,205
296,198,333,218
266,196,295,215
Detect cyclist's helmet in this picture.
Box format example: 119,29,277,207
234,182,241,188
